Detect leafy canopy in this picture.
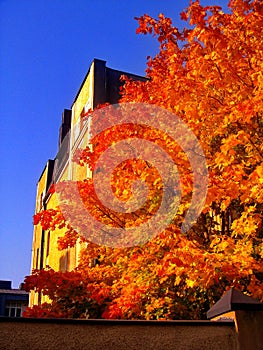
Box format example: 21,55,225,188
25,0,263,319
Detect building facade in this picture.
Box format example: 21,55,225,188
30,59,145,306
0,281,29,317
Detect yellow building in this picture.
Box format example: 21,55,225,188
30,59,145,306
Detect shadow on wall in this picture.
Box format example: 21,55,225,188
0,318,237,350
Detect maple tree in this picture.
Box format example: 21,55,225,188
24,0,263,320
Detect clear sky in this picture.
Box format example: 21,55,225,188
0,0,228,288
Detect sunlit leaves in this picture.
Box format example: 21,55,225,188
26,0,263,320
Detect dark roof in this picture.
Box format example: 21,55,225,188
71,58,146,107
0,289,29,295
207,288,263,319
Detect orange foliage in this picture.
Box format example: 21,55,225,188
25,0,263,319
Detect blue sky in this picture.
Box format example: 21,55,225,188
0,0,228,288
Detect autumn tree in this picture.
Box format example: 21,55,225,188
24,0,263,320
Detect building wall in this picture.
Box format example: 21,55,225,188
30,59,145,307
0,281,29,318
30,164,71,306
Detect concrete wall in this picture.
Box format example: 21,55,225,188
235,310,263,350
0,318,237,350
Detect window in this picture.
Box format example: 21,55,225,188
36,248,39,269
38,192,43,212
46,231,50,257
4,301,26,317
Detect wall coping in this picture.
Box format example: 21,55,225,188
0,316,234,327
